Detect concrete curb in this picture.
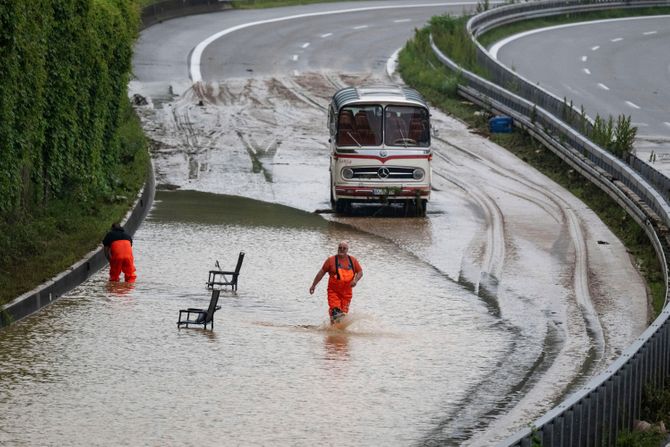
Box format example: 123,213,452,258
0,162,155,329
0,0,219,329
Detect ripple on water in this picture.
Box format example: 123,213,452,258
0,191,514,446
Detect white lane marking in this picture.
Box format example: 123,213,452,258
293,70,300,76
292,54,299,61
591,45,600,51
644,30,658,35
581,55,588,62
626,101,641,109
386,47,402,80
610,37,623,42
190,2,491,81
597,83,609,90
664,122,670,128
489,15,670,60
394,19,411,23
301,42,310,48
353,25,369,29
320,33,333,38
583,68,591,75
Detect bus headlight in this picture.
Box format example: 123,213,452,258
342,167,354,180
412,169,424,180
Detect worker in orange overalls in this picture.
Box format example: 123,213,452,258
102,223,137,283
309,241,363,323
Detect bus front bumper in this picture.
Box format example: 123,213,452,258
334,186,430,201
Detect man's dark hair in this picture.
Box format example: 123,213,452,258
111,223,123,231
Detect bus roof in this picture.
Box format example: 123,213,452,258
331,85,428,111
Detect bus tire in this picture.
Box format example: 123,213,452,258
335,199,349,215
417,199,427,217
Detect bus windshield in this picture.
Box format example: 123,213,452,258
337,105,383,146
384,106,430,147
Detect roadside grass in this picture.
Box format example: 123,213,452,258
399,25,665,318
0,101,149,306
615,383,670,446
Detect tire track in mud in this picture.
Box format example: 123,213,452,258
433,133,606,373
428,124,608,443
428,159,561,446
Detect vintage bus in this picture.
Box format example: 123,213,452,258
328,85,432,216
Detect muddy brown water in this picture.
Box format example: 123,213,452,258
0,191,513,446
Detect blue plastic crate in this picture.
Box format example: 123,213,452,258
489,116,513,133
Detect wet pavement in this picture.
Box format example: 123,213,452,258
0,192,507,446
0,3,654,445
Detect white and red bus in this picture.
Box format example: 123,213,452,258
328,85,431,216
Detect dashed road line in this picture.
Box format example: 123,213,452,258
583,68,591,75
591,45,600,51
320,33,333,38
301,42,310,48
643,30,658,35
353,25,369,29
610,37,623,42
393,19,411,23
190,3,468,81
625,101,641,109
581,56,588,62
597,83,609,90
663,122,670,128
292,54,299,61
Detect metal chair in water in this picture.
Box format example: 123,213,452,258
177,289,221,330
207,252,245,291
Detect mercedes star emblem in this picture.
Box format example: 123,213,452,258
378,167,390,179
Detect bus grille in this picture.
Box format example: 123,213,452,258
351,167,416,180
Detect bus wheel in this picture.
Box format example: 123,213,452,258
403,200,414,217
335,199,349,215
416,199,427,217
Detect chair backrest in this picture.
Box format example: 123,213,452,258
205,289,221,322
234,252,245,275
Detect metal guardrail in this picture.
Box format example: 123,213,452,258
430,0,670,445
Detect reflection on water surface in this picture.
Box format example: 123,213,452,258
0,191,505,446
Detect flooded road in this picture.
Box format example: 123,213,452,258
0,2,653,445
0,191,506,446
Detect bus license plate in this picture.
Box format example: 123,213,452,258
372,188,385,195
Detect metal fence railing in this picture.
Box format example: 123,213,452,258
430,1,670,444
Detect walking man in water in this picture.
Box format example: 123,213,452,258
309,241,363,323
102,223,137,282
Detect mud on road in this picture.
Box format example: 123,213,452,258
135,73,374,210
131,71,649,444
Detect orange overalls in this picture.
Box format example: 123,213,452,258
109,240,137,283
327,256,356,315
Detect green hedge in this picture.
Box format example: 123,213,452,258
0,0,138,217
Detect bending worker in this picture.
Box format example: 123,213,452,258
102,223,137,283
309,241,363,323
